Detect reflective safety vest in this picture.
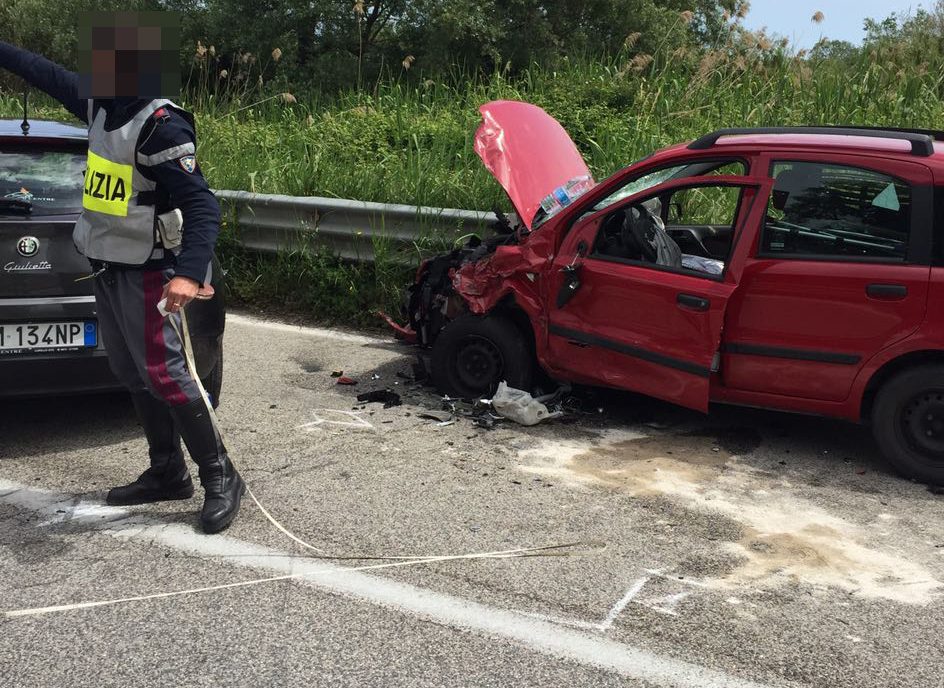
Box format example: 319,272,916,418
73,99,183,265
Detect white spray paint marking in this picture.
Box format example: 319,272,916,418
599,577,650,630
640,592,692,617
296,409,375,431
521,575,697,630
644,569,711,588
227,313,385,345
0,479,782,688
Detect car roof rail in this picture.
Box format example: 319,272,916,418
835,125,944,142
688,126,937,157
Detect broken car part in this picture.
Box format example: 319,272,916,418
356,390,402,408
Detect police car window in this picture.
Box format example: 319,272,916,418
762,161,911,260
0,149,86,215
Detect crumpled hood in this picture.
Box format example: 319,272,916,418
474,100,594,230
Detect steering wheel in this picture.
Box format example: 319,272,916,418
594,209,627,255
621,205,661,263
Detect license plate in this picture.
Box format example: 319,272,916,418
0,321,97,353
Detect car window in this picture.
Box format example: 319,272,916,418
762,161,911,261
0,148,86,215
592,181,744,279
588,159,746,215
667,185,741,226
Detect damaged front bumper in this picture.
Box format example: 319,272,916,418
382,214,522,349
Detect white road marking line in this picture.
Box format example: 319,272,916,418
227,313,387,345
36,499,130,527
519,611,603,631
0,479,784,688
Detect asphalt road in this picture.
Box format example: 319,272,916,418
2,311,943,688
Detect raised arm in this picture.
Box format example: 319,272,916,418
0,41,88,124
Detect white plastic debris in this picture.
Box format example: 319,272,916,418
490,381,563,426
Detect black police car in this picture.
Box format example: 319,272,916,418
0,118,225,403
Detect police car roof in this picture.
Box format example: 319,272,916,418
0,118,87,140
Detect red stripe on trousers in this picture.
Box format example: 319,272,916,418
143,270,188,406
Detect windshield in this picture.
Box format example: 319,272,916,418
0,148,86,216
589,164,689,213
575,159,748,224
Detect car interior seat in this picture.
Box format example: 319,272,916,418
621,206,682,268
771,165,824,225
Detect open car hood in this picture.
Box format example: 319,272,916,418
474,101,594,230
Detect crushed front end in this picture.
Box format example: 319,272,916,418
395,213,520,350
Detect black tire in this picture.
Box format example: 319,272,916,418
871,364,944,485
200,348,223,409
430,314,533,399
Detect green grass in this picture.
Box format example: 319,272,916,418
189,47,944,211
3,42,943,324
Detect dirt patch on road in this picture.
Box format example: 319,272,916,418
518,429,942,605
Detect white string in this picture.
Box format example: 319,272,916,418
171,311,602,563
0,305,604,620
4,543,595,618
174,309,330,555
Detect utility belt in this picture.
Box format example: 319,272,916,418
88,251,175,284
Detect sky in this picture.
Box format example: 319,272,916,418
743,0,931,49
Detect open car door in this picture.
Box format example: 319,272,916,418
545,175,774,412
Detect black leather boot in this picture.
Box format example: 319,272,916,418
107,392,195,506
171,398,245,534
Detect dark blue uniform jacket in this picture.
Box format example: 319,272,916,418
0,41,220,283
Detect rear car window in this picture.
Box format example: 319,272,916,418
762,161,911,261
0,148,86,215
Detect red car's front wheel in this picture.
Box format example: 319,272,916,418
430,314,533,399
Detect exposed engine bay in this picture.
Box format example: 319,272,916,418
402,211,521,349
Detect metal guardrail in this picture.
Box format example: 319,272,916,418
214,190,497,263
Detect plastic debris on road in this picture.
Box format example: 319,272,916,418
417,410,454,424
490,381,564,426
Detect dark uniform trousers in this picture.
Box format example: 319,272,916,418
94,266,203,405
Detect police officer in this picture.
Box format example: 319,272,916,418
0,18,244,533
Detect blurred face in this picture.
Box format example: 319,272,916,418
78,11,181,99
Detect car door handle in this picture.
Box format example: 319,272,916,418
677,293,710,311
866,283,908,300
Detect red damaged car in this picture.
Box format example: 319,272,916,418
393,101,944,484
